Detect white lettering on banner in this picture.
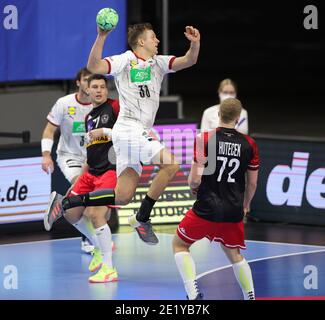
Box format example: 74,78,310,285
306,169,325,209
266,152,325,209
3,5,18,30
266,152,309,206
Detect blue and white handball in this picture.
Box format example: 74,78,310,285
96,8,119,31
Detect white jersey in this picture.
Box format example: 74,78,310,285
104,50,176,130
200,104,249,134
47,93,93,157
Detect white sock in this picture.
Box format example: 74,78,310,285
72,216,99,248
232,258,255,300
174,251,200,300
95,224,113,268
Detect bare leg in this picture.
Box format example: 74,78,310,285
114,167,140,205
64,207,85,225
127,149,179,245
70,175,93,248
147,148,179,200
64,207,99,249
87,206,110,229
135,149,179,223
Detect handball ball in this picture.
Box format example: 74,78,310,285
96,8,119,31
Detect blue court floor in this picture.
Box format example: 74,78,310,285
1,233,325,300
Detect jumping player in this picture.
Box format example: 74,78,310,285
47,23,201,245
173,98,259,300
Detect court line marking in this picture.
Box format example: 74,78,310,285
0,236,77,247
245,239,325,248
2,233,325,286
0,232,142,247
1,232,325,250
161,233,325,248
196,248,325,280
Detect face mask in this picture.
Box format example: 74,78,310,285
219,93,236,102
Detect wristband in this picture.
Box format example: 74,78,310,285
41,138,53,153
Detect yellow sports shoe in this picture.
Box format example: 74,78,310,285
88,264,118,283
89,248,103,273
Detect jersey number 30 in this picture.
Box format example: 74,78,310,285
217,157,240,183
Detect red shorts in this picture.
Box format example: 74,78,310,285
177,209,246,249
69,170,117,208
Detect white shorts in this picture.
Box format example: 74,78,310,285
112,124,164,177
56,153,86,183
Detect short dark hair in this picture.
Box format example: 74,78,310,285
128,23,153,50
87,74,108,86
76,67,91,81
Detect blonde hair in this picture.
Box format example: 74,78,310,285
220,98,242,124
128,23,153,50
218,78,237,93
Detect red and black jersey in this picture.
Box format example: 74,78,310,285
192,127,259,223
85,99,119,176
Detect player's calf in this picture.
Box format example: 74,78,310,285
173,235,204,300
221,245,255,300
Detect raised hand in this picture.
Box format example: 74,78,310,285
184,26,200,43
97,26,114,37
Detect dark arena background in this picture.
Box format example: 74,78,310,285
1,0,325,308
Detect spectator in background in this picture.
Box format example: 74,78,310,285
200,79,249,134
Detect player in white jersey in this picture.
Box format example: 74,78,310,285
41,68,95,253
58,23,200,245
201,79,249,134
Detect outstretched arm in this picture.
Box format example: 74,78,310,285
87,27,113,74
172,26,200,72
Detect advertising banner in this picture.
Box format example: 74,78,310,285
250,135,325,225
0,157,51,223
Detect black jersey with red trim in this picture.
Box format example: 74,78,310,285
85,99,119,176
192,127,259,223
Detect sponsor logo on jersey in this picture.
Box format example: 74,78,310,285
101,114,109,124
72,122,86,135
67,106,76,116
130,60,152,82
86,136,110,147
130,60,138,68
130,66,152,83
